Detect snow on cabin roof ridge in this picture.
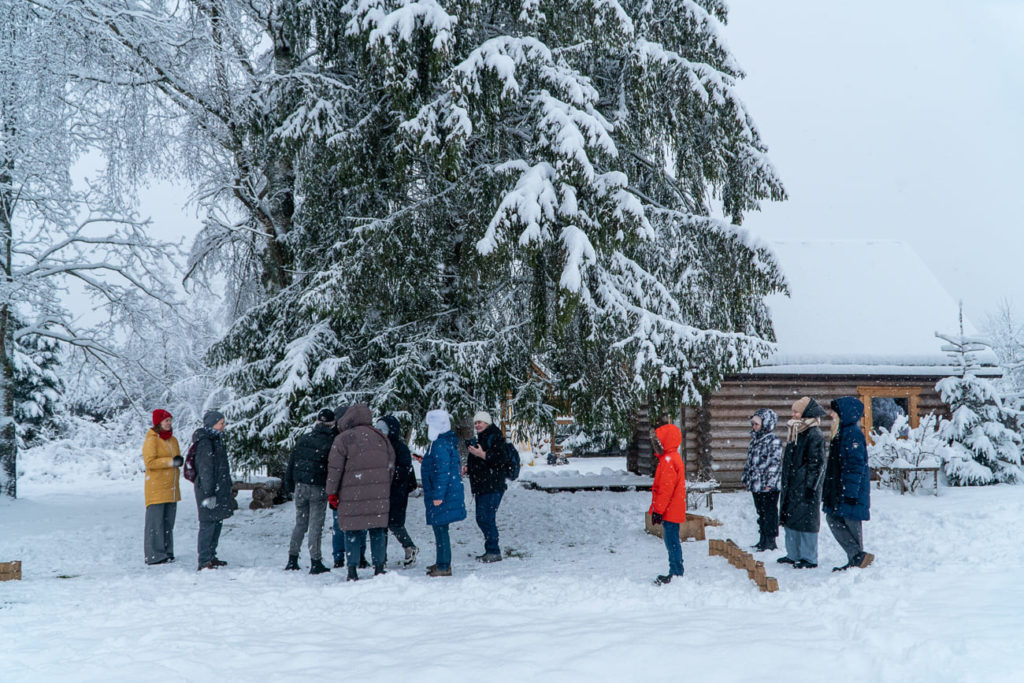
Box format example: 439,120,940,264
751,239,998,375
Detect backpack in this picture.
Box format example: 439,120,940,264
182,441,198,482
504,442,521,481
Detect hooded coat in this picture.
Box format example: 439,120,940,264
326,404,396,531
779,398,827,533
742,408,782,493
381,415,416,527
191,428,234,522
823,396,871,521
143,428,181,506
648,424,687,524
421,429,467,527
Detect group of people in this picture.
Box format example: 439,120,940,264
141,404,512,577
741,395,875,572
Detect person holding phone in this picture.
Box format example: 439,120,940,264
465,410,507,563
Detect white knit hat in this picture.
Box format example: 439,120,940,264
473,411,492,425
426,409,451,442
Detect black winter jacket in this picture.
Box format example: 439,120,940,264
382,415,416,527
284,423,335,492
779,426,827,533
192,428,234,523
467,424,507,495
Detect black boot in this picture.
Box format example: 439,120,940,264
359,556,370,569
761,536,778,551
309,558,331,575
654,574,673,585
752,533,766,551
347,566,359,582
373,564,386,577
333,557,345,569
284,555,300,571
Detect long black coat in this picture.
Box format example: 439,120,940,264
467,424,507,495
382,415,415,527
779,425,826,533
284,423,335,492
191,428,234,523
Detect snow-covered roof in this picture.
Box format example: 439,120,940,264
751,240,999,376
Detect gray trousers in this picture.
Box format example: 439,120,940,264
783,527,818,564
144,502,177,564
826,513,864,563
197,519,223,566
289,483,327,561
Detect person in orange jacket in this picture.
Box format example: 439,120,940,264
648,421,687,585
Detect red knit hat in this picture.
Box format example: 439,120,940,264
152,409,172,427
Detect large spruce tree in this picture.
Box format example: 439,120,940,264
201,0,787,467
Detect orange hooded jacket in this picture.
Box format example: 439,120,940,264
648,424,687,524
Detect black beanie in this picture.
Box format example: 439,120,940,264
317,408,335,423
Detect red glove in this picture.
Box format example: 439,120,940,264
328,494,339,510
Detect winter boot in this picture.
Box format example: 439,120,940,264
761,536,778,551
333,557,345,569
373,564,387,577
211,558,227,567
358,556,370,569
856,552,875,569
425,564,437,574
793,560,817,569
426,566,452,577
477,553,502,563
776,556,796,565
654,574,674,585
346,566,359,582
751,533,766,551
832,562,854,572
284,555,300,571
309,558,331,575
402,546,419,567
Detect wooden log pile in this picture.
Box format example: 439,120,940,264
708,539,779,593
1,560,22,582
232,480,282,510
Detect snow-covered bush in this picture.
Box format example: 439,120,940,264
868,414,948,493
935,326,1024,486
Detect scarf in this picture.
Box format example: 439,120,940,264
156,428,173,441
787,417,820,443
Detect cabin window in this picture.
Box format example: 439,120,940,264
857,386,921,441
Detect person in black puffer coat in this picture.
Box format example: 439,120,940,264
466,410,507,562
192,410,234,571
376,415,419,566
283,408,335,574
778,396,828,569
823,396,874,572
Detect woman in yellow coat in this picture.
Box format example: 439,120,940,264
143,409,183,564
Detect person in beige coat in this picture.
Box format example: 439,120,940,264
143,409,183,565
326,403,395,581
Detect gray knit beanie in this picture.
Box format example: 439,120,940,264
203,410,225,430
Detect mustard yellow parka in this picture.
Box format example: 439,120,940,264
143,428,181,506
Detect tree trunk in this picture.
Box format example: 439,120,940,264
0,178,15,498
694,391,714,481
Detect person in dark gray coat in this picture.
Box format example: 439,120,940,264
283,408,335,574
192,410,234,571
778,396,827,569
326,403,396,581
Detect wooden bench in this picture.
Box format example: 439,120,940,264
872,466,940,496
686,480,720,511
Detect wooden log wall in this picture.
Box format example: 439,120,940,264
682,375,949,490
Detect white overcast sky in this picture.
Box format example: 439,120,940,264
138,0,1024,323
725,0,1024,322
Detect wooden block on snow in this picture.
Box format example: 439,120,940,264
763,576,779,593
0,561,22,581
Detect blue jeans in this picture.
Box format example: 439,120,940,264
345,528,386,568
475,491,503,555
432,524,452,570
661,521,684,576
332,509,366,564
197,519,222,566
784,527,819,564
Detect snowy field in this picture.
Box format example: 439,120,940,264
2,448,1024,682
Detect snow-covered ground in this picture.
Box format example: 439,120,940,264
2,448,1023,681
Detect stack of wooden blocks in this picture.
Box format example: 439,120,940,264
708,539,778,593
644,512,709,541
0,560,21,582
